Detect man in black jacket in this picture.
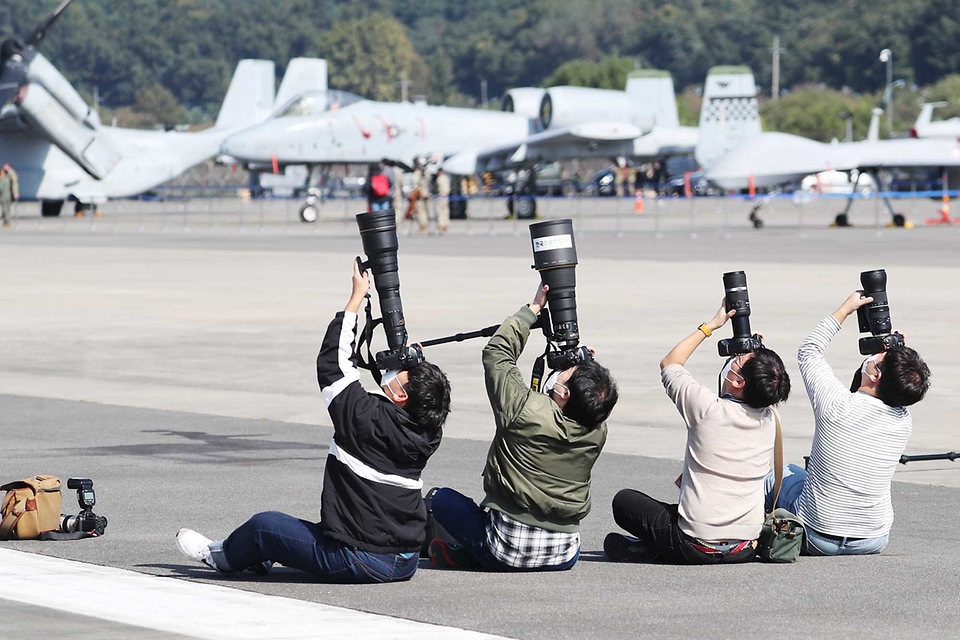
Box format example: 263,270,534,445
176,259,452,583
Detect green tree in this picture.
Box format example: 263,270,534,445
134,84,185,127
760,86,875,142
319,13,429,101
543,56,635,89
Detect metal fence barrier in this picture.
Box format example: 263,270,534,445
5,188,960,238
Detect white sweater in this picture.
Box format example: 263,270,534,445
662,364,775,541
796,316,911,538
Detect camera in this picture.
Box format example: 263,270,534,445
356,209,424,371
856,269,904,355
59,477,107,535
529,219,593,371
718,271,763,357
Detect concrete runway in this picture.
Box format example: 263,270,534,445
1,211,959,637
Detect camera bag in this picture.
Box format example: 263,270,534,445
757,413,806,563
0,475,62,540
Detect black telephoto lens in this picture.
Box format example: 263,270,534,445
723,271,752,338
356,209,406,352
530,219,579,348
859,269,892,335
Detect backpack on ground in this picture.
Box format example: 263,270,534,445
0,475,62,540
370,173,390,198
757,413,806,562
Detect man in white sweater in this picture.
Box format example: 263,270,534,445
605,302,792,564
765,291,930,556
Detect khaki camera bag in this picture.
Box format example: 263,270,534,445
0,475,62,540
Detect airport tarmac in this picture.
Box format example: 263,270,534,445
1,212,959,638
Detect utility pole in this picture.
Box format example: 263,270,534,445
770,36,786,100
880,49,893,137
481,80,488,107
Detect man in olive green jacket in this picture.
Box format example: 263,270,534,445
428,284,618,571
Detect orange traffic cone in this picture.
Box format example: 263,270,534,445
926,193,958,225
634,189,644,213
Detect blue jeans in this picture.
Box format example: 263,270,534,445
764,465,889,556
369,200,391,211
218,511,418,583
430,488,580,572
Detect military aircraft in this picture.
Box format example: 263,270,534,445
0,0,277,216
695,66,960,226
910,101,960,139
219,70,698,220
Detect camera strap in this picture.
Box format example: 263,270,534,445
530,345,549,392
39,530,98,541
356,295,384,385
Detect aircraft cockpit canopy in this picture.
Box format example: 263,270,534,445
275,90,364,117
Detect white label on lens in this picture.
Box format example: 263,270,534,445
533,234,573,252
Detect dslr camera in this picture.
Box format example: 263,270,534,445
356,209,425,371
59,477,108,535
718,271,764,357
529,219,592,371
856,269,904,355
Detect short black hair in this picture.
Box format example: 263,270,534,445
877,345,930,407
404,361,452,437
562,359,618,429
740,348,791,409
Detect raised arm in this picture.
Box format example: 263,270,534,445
482,284,547,426
316,259,370,404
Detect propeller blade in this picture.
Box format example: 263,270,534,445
27,0,75,47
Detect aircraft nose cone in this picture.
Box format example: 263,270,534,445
221,128,269,163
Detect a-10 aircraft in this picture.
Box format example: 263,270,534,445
219,70,698,220
693,66,960,226
0,0,316,217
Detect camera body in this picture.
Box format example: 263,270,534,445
375,344,424,371
717,271,764,357
60,477,107,535
547,345,592,371
856,269,905,355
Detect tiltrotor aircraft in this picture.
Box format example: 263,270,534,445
0,0,291,216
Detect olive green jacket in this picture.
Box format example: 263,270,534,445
480,306,607,532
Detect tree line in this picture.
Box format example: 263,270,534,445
2,0,959,139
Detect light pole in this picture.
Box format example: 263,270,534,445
879,48,893,137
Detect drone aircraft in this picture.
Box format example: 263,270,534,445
0,0,283,216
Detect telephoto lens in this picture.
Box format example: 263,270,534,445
858,269,892,336
530,219,580,349
356,209,406,352
723,271,752,338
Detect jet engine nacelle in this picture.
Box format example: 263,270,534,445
501,88,545,134
26,53,100,128
539,87,655,134
16,83,120,180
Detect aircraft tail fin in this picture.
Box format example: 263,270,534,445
625,70,679,128
214,59,276,130
914,101,949,130
694,66,761,169
273,58,328,112
867,107,883,142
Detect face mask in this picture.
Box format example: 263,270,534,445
381,369,401,391
718,356,745,395
543,370,561,395
861,355,880,378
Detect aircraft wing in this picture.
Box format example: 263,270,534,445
443,122,641,175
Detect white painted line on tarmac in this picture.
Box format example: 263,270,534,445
0,549,509,640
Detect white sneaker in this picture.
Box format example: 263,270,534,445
176,528,219,571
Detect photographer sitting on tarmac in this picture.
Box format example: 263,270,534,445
605,302,791,564
428,283,618,571
764,292,930,556
176,258,452,582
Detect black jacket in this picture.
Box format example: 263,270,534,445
315,311,440,553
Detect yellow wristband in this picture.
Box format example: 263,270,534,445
698,323,712,337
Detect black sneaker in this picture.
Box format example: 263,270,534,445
604,532,657,562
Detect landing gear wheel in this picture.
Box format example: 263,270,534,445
299,203,319,223
515,197,536,220
41,200,63,218
834,213,851,227
892,213,906,227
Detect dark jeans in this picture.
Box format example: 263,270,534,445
612,489,757,565
431,488,579,572
219,511,418,583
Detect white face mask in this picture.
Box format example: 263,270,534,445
542,370,562,394
381,369,402,392
719,356,745,394
861,355,881,378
